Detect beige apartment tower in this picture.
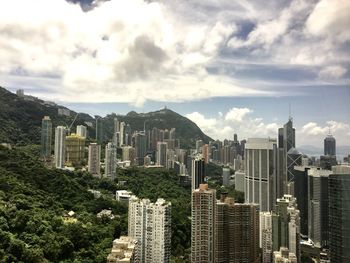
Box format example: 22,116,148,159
191,184,216,263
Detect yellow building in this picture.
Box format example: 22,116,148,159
65,133,85,167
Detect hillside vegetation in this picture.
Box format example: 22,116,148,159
0,87,211,148
0,146,194,262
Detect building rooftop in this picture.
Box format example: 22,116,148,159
332,165,350,174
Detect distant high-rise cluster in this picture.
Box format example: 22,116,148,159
36,108,350,263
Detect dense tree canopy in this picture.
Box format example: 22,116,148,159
0,146,243,262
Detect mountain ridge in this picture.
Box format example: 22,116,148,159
0,86,212,148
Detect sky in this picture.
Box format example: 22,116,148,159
1,0,350,148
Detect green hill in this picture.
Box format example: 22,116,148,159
0,86,211,148
0,87,95,145
0,146,192,262
0,145,128,262
103,108,212,148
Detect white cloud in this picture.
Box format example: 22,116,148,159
306,0,350,43
225,107,253,122
186,109,350,148
298,120,350,146
318,65,347,80
186,107,279,141
301,122,328,136
0,0,349,106
0,0,254,106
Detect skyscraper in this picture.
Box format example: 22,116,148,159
41,116,52,160
272,194,300,262
65,133,85,166
125,124,132,146
260,212,273,263
329,165,350,263
135,132,146,166
105,142,116,179
202,144,209,164
308,168,331,248
113,117,120,133
88,143,101,176
128,196,171,263
245,138,277,212
96,116,103,144
196,140,203,153
122,146,136,165
191,184,216,263
293,166,310,237
324,133,336,156
222,167,230,187
286,148,302,195
76,125,87,138
54,126,67,168
156,142,167,167
215,195,260,263
277,118,296,199
191,155,205,190
119,122,126,146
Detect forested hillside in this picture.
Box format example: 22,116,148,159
0,146,194,262
0,87,211,148
0,87,94,145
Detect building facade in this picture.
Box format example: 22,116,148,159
105,142,117,179
54,126,66,168
156,142,167,167
272,195,300,262
245,138,277,212
324,134,336,156
88,143,101,176
308,168,331,248
76,125,87,138
215,195,260,263
191,184,216,263
41,116,52,160
191,155,205,190
65,133,85,166
261,212,273,263
128,197,171,263
329,166,350,263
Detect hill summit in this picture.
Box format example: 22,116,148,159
0,86,211,148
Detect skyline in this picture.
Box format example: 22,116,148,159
1,0,350,148
7,86,350,152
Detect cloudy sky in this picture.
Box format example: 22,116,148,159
1,0,350,148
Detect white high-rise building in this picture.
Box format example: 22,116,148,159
88,143,100,176
105,142,116,179
119,122,125,146
156,142,167,167
245,138,277,212
260,212,273,263
54,126,67,168
128,196,171,263
76,125,87,138
235,171,245,192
